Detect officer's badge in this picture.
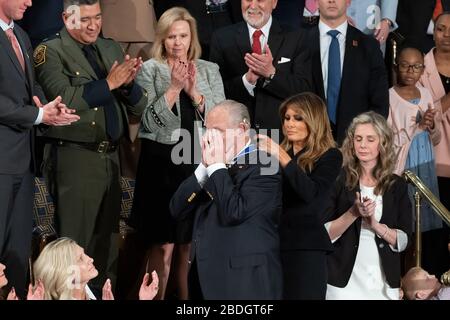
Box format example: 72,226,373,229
33,45,47,67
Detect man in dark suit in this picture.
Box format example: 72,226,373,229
397,0,450,53
34,0,148,291
170,100,283,299
0,0,79,298
154,0,242,59
309,0,389,144
210,0,311,132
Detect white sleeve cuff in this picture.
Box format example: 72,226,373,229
206,163,227,177
34,108,44,125
242,74,256,97
194,163,208,187
324,222,341,243
389,229,408,252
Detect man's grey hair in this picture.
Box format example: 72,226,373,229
64,0,99,10
210,100,251,129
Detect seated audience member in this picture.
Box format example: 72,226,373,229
33,238,158,300
324,112,412,300
170,100,283,300
402,266,450,300
129,6,225,300
0,263,45,300
258,93,342,299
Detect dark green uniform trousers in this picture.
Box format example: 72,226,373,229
43,143,121,290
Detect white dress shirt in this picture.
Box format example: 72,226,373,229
318,20,347,98
0,18,44,125
242,16,273,97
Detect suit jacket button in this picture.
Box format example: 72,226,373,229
379,243,385,249
93,107,98,111
75,71,80,76
91,121,96,126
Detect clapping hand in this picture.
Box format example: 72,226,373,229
244,44,276,79
6,287,18,300
169,59,189,92
353,192,377,226
139,271,159,300
419,103,437,131
102,278,114,300
107,57,138,90
34,95,80,126
27,280,45,300
184,61,198,97
123,55,144,86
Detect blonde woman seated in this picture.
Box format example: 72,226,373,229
0,262,45,300
324,112,412,300
33,238,158,300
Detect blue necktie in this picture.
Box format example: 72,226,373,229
327,30,341,124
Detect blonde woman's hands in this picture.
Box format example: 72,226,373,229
139,271,159,300
102,278,114,300
27,280,45,300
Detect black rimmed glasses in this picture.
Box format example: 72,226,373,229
397,63,425,73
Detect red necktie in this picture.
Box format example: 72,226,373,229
433,0,443,21
305,0,319,14
252,29,263,54
5,28,25,71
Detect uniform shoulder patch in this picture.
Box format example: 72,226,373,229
33,45,47,67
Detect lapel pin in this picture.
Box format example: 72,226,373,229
352,40,358,47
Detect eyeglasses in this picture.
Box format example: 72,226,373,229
397,63,425,73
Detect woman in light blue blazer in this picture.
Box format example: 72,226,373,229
347,0,398,54
129,7,225,300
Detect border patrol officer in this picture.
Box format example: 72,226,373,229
34,0,148,291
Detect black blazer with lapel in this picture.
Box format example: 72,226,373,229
0,24,46,174
308,25,389,144
210,20,312,130
170,153,283,299
324,173,413,288
280,148,342,252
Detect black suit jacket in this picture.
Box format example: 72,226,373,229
170,154,283,299
280,148,342,252
0,24,46,174
273,0,305,29
210,20,312,130
396,0,450,53
324,173,413,288
308,25,389,144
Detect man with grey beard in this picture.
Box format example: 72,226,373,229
210,0,312,133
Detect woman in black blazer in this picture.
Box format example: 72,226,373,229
258,93,342,299
324,111,412,299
